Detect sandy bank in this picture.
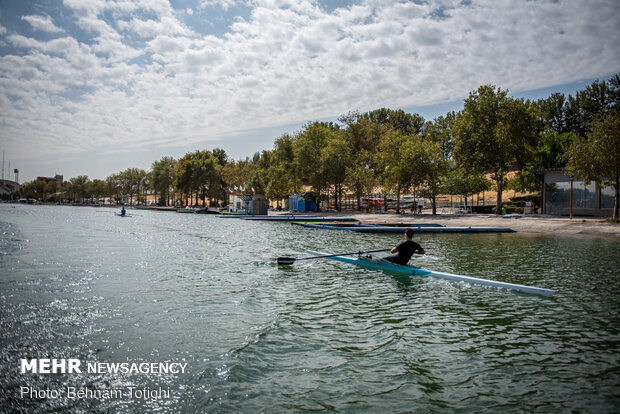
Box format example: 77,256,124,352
276,211,620,239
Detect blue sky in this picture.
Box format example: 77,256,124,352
0,0,619,182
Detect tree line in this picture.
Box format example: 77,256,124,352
16,74,620,218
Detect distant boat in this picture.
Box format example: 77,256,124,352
176,208,196,213
195,207,221,214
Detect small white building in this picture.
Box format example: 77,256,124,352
228,194,269,215
228,194,252,214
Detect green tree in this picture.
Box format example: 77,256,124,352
176,152,199,205
272,134,298,194
196,151,223,206
247,173,266,196
534,93,569,134
262,135,299,207
565,75,620,136
223,159,255,194
321,129,351,211
212,148,229,167
293,121,336,211
413,138,450,215
175,150,225,207
16,180,46,200
151,157,177,206
565,112,620,219
508,130,577,194
454,85,537,214
116,168,147,206
339,112,383,211
246,150,273,197
105,174,122,204
376,128,420,213
362,108,425,135
67,176,90,202
264,165,290,208
424,112,457,161
86,179,106,203
442,168,492,209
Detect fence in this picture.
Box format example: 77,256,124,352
316,192,500,213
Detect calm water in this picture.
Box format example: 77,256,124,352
1,204,619,413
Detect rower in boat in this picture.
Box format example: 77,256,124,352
383,228,425,265
120,207,126,216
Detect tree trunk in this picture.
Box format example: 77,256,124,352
614,180,619,219
396,185,401,214
337,185,342,212
495,175,503,215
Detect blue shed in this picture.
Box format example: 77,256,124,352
289,194,317,212
249,194,269,215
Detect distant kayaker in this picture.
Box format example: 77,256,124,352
120,207,126,216
383,228,425,265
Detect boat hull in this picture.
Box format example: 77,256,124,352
307,250,555,297
302,225,515,233
195,208,221,214
291,221,445,227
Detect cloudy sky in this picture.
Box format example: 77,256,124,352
1,0,618,182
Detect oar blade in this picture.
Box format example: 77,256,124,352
277,257,296,265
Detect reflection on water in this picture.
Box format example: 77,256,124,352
1,205,619,412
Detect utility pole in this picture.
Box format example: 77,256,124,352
569,175,574,220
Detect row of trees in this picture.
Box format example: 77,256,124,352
17,74,619,218
17,168,152,205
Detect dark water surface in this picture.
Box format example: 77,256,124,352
1,204,619,413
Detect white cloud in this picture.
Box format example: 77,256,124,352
21,14,64,33
128,15,192,38
1,0,620,178
198,0,244,11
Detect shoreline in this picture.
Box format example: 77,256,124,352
4,203,618,238
274,210,620,239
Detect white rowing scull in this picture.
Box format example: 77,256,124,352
307,250,556,297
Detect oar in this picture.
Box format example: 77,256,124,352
277,248,391,265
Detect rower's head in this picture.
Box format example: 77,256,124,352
405,228,415,239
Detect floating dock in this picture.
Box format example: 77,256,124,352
299,224,516,233
290,221,445,227
238,216,359,222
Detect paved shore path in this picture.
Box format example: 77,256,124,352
276,211,620,238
